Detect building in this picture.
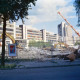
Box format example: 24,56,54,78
0,21,16,44
0,22,58,47
58,22,73,46
73,36,80,45
20,25,58,44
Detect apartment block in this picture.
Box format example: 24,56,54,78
19,25,58,43
58,22,74,46
0,22,58,47
73,36,80,44
0,21,16,44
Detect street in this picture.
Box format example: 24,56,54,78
0,66,80,80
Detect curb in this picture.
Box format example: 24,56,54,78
14,64,80,69
0,64,80,70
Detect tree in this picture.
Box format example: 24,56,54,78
29,40,52,48
74,0,80,26
75,41,80,45
0,0,37,66
0,14,2,24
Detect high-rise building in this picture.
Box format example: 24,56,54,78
58,22,73,46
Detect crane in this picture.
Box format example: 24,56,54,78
57,11,80,37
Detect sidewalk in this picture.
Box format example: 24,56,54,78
15,59,80,69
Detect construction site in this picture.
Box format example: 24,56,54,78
0,12,80,62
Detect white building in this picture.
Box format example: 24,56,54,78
0,22,58,47
58,22,73,46
73,36,80,44
0,21,16,44
19,25,58,43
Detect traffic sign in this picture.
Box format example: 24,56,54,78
8,44,16,57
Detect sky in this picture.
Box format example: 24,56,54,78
16,0,80,36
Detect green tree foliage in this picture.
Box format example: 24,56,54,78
29,40,52,48
74,0,80,26
0,0,36,22
0,0,37,66
75,41,80,45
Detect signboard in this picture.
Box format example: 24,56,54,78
8,44,16,56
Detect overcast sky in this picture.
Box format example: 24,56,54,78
17,0,80,35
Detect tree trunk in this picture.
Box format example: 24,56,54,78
1,15,6,66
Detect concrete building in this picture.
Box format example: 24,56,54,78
0,22,58,47
16,26,23,39
40,29,46,42
0,21,16,44
58,22,73,46
73,36,80,45
46,31,58,43
20,25,58,43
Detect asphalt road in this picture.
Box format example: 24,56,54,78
0,66,80,80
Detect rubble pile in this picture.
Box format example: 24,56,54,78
67,47,76,53
5,47,77,60
17,47,51,59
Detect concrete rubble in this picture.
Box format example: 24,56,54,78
5,46,80,61
16,47,51,59
15,47,73,60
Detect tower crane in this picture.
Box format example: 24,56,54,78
57,11,80,37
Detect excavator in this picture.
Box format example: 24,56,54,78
0,32,15,44
54,42,68,49
0,32,21,48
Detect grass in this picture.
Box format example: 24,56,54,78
0,64,16,69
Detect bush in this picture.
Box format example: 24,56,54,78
0,64,16,69
29,40,52,48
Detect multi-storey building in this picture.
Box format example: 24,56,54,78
0,22,58,47
58,22,73,46
19,25,58,43
73,36,80,44
46,31,58,43
0,21,16,44
27,26,42,41
40,29,58,43
16,26,23,39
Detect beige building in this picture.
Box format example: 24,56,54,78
0,21,16,44
20,25,58,43
0,22,58,47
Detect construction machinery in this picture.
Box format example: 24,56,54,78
54,42,68,49
0,32,15,44
0,33,24,48
57,11,80,37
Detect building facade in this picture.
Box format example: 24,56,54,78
0,21,16,44
20,25,58,44
73,36,80,45
0,22,58,47
58,22,73,46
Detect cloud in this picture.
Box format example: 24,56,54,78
25,0,75,25
66,16,76,19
